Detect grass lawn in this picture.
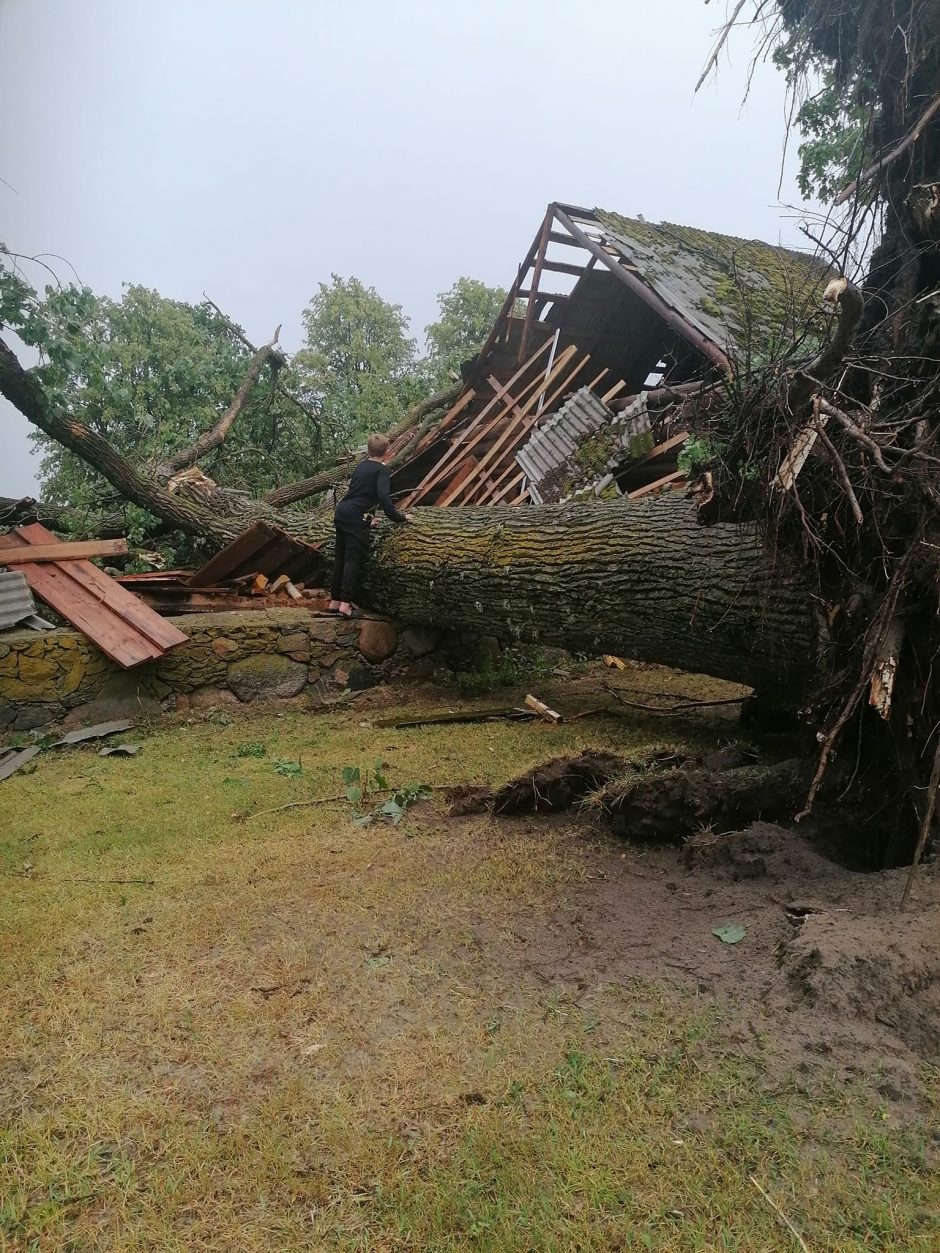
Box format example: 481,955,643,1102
1,691,937,1250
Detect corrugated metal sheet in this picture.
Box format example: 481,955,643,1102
0,570,41,630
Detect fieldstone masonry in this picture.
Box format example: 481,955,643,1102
0,608,462,731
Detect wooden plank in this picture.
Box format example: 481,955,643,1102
483,470,525,505
475,457,524,505
0,537,128,565
434,387,476,434
404,338,555,506
475,223,544,364
9,524,188,665
440,348,581,507
114,570,192,584
519,289,569,302
626,469,686,499
456,352,592,506
406,352,552,504
127,591,306,615
519,208,554,364
547,230,585,248
189,521,321,588
14,526,187,652
525,693,562,723
601,379,628,404
431,455,480,500
628,431,690,468
540,259,589,277
416,342,567,504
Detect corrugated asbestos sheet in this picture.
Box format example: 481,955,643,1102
0,570,41,630
516,389,613,504
516,389,656,504
594,210,829,359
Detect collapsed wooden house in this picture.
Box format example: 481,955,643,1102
388,202,827,507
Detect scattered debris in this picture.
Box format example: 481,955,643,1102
98,743,141,757
115,569,330,615
0,745,42,782
378,708,537,729
712,921,747,944
602,655,627,670
53,719,134,746
1,720,138,783
392,202,826,508
3,523,187,667
189,520,322,589
524,693,562,724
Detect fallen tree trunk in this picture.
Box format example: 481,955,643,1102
0,333,814,698
362,495,813,700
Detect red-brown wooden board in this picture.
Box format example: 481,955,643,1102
188,521,322,588
4,524,188,668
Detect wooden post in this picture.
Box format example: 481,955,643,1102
518,207,554,364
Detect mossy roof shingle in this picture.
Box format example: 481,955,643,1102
594,209,830,360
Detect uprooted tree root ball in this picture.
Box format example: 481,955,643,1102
478,748,807,847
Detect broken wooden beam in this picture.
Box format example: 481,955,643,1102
525,693,563,723
0,537,129,565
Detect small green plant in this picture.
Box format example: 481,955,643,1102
273,759,302,779
375,782,432,825
341,758,388,805
236,742,267,758
677,436,725,476
341,761,430,826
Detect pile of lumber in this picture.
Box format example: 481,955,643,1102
0,526,187,667
115,570,331,615
117,520,328,614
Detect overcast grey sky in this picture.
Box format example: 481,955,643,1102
0,0,809,496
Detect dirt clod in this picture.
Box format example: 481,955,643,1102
493,750,625,814
446,785,494,816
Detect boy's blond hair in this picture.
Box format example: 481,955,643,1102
367,433,389,457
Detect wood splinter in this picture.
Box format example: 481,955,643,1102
525,694,563,724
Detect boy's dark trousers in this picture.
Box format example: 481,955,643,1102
331,509,371,603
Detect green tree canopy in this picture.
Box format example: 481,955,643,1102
423,277,506,390
0,263,319,510
293,275,418,451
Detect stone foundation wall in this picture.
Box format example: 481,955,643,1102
0,609,453,731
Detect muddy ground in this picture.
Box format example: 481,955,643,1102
442,811,940,1097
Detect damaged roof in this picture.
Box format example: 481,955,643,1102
594,208,828,360
391,200,830,508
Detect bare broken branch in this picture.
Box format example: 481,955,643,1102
158,326,284,478
835,91,940,206
0,335,231,543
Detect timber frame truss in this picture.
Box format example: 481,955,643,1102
390,203,731,508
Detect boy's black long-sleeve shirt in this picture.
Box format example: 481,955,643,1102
335,458,407,526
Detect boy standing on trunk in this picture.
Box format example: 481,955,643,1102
329,434,413,617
